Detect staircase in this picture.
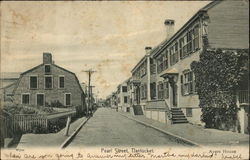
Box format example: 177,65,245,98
171,108,188,124
132,105,144,115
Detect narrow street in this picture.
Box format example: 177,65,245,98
67,108,188,147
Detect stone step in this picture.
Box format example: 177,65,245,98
172,117,188,121
172,120,189,124
171,112,184,115
173,121,188,124
171,108,182,110
172,115,186,119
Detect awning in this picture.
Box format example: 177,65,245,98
131,79,141,85
160,68,179,78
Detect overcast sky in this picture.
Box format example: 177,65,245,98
1,1,210,98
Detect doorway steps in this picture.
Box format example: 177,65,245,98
171,108,188,124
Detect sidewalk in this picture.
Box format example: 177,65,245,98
118,111,249,146
17,116,88,149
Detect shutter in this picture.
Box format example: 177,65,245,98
181,75,184,95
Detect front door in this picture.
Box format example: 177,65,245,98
169,76,178,108
172,84,177,107
136,86,140,105
37,94,44,106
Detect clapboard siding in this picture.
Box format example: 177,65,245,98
14,64,84,107
207,0,249,49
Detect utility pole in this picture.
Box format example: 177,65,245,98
83,69,96,117
88,85,95,115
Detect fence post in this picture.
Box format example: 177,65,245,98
64,116,71,136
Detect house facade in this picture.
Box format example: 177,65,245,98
12,53,86,110
109,0,249,133
148,0,248,126
116,78,131,112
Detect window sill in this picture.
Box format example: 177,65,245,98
45,88,53,90
180,48,200,59
30,88,38,90
183,93,197,96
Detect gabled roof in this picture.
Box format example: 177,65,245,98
13,63,85,95
131,1,221,72
20,64,43,75
153,0,221,58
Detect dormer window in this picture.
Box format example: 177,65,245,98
45,65,51,74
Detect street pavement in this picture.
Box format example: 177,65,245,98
67,108,187,147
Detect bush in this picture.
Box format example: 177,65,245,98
48,118,67,133
191,37,248,131
49,100,65,108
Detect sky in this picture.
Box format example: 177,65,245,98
1,1,210,99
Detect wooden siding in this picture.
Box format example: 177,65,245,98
207,0,249,49
13,64,84,107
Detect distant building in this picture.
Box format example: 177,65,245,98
0,72,21,102
116,79,130,112
10,53,86,111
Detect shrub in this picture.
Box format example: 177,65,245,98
191,36,248,131
49,100,65,108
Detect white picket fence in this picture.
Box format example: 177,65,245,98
13,114,47,132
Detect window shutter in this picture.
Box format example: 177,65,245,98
181,75,184,95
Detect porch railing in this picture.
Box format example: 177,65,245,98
238,90,249,105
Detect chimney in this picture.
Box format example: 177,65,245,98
145,46,152,55
164,19,175,40
43,52,52,64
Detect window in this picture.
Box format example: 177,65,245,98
157,55,164,73
179,38,184,59
186,108,192,117
59,76,65,88
180,25,200,59
37,94,44,106
183,35,188,58
45,76,53,89
122,86,127,92
140,84,147,100
150,82,156,100
187,30,193,54
170,43,178,66
150,58,156,74
181,71,196,95
22,94,30,105
30,76,38,89
140,61,147,77
45,65,51,74
193,25,200,50
163,50,168,70
65,93,71,106
124,96,128,103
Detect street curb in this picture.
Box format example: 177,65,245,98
60,117,90,149
119,112,201,147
